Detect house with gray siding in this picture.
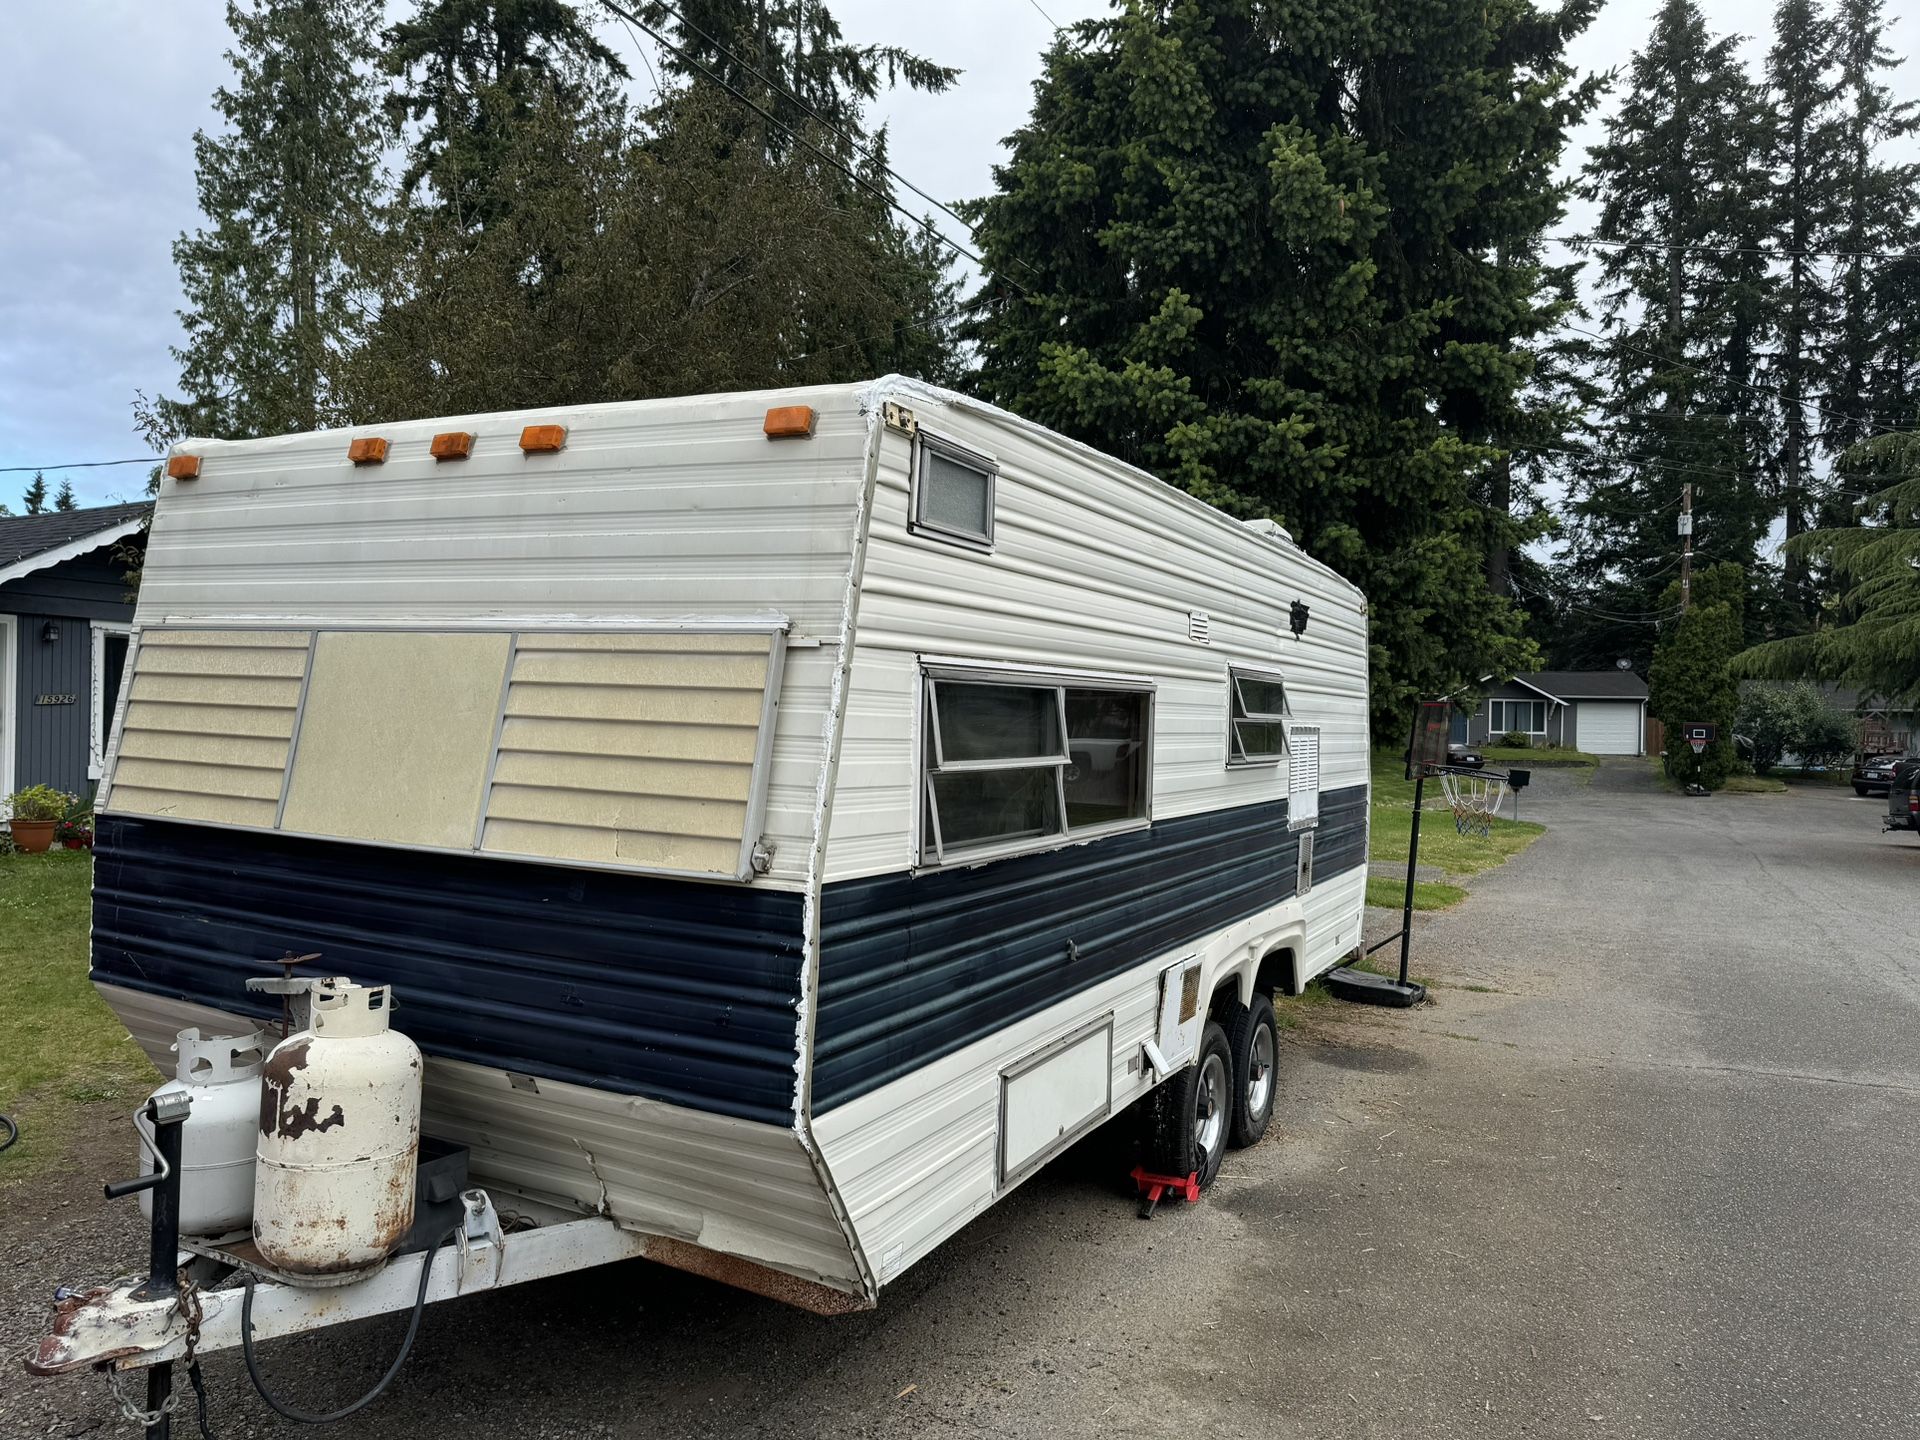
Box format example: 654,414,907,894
1454,669,1650,756
0,503,148,801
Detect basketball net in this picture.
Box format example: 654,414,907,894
1439,771,1509,839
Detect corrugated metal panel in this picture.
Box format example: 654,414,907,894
812,785,1367,1114
92,814,807,1126
105,630,309,826
135,385,872,886
825,389,1370,882
96,982,863,1293
483,631,774,874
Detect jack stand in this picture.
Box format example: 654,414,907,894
102,1092,191,1439
1130,1167,1200,1219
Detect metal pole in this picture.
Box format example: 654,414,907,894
1400,771,1425,986
104,1096,187,1439
1679,482,1693,613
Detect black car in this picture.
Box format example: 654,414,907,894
1853,752,1909,797
1888,760,1920,834
1447,744,1486,770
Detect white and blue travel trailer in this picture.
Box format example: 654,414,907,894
84,377,1370,1317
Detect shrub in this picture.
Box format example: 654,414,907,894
6,784,76,822
1736,683,1860,772
1501,730,1530,748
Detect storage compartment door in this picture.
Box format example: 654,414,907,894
998,1019,1113,1187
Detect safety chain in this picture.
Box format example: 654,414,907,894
105,1363,178,1428
101,1274,218,1436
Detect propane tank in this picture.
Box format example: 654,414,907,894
253,979,422,1283
138,1028,271,1240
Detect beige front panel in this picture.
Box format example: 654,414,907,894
280,631,512,848
482,632,772,874
107,630,311,826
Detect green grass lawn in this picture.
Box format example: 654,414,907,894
1479,744,1599,768
1368,752,1546,912
0,851,155,1181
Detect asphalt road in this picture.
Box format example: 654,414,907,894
7,761,1918,1438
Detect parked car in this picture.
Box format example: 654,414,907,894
1887,759,1920,833
1853,752,1909,796
1447,744,1486,770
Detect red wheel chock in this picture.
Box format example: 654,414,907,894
1130,1166,1200,1219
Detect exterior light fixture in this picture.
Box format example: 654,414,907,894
41,621,60,643
1289,600,1310,637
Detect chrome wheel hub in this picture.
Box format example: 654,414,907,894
1195,1051,1228,1161
1247,1023,1274,1118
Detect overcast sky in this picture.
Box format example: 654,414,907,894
0,1,1865,507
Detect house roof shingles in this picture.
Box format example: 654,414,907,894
0,502,150,573
1515,670,1650,702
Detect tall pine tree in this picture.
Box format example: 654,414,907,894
20,474,49,516
1760,0,1847,607
143,0,388,442
968,0,1598,732
1564,0,1772,671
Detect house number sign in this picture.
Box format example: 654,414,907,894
34,693,76,706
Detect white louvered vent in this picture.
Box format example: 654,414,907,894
1188,610,1211,644
1288,724,1321,832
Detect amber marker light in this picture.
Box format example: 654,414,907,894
763,405,816,439
347,437,389,466
430,431,474,461
166,454,201,480
519,424,567,454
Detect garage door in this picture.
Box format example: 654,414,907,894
1576,701,1641,755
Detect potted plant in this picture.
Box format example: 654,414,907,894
56,793,95,850
7,785,76,854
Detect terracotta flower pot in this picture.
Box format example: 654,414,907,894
10,818,56,854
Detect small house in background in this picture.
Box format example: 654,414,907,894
1453,669,1650,756
0,502,149,800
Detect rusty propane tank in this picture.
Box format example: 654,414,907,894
253,979,422,1282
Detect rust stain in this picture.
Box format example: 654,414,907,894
638,1236,873,1316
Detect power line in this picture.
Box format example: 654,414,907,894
601,1,1024,293
1549,234,1919,265
1024,0,1063,27
0,457,154,475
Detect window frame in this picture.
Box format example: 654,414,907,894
1226,665,1290,768
1489,698,1548,736
919,661,1154,868
908,429,999,552
88,620,133,781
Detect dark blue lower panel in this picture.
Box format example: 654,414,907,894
812,785,1368,1114
91,816,806,1126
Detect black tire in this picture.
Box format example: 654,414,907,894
1140,1021,1233,1190
1855,785,1870,797
1225,993,1279,1149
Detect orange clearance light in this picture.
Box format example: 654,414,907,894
430,431,474,461
347,436,389,466
166,454,201,481
519,424,567,454
763,405,816,440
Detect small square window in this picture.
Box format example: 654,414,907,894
1228,666,1288,766
911,433,997,549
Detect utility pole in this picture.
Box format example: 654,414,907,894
1679,482,1694,612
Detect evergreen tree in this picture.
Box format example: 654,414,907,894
53,479,77,512
1648,560,1745,787
1759,0,1847,605
968,0,1600,733
20,473,48,515
1737,427,1920,700
1566,0,1772,670
140,0,387,443
1827,0,1920,447
633,0,955,157
384,0,627,225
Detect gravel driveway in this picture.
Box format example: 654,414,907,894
7,760,1917,1438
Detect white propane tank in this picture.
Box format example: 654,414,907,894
253,980,422,1283
138,1028,272,1240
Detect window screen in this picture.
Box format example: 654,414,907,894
923,670,1149,864
1229,667,1289,766
911,433,996,547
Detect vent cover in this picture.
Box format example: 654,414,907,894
1188,610,1211,644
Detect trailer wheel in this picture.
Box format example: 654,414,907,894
1141,1021,1232,1190
1225,993,1278,1149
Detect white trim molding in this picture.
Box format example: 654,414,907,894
0,613,16,803
0,516,146,590
88,620,133,782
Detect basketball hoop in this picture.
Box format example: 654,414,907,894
1689,738,1706,756
1440,770,1509,838
1682,721,1717,760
